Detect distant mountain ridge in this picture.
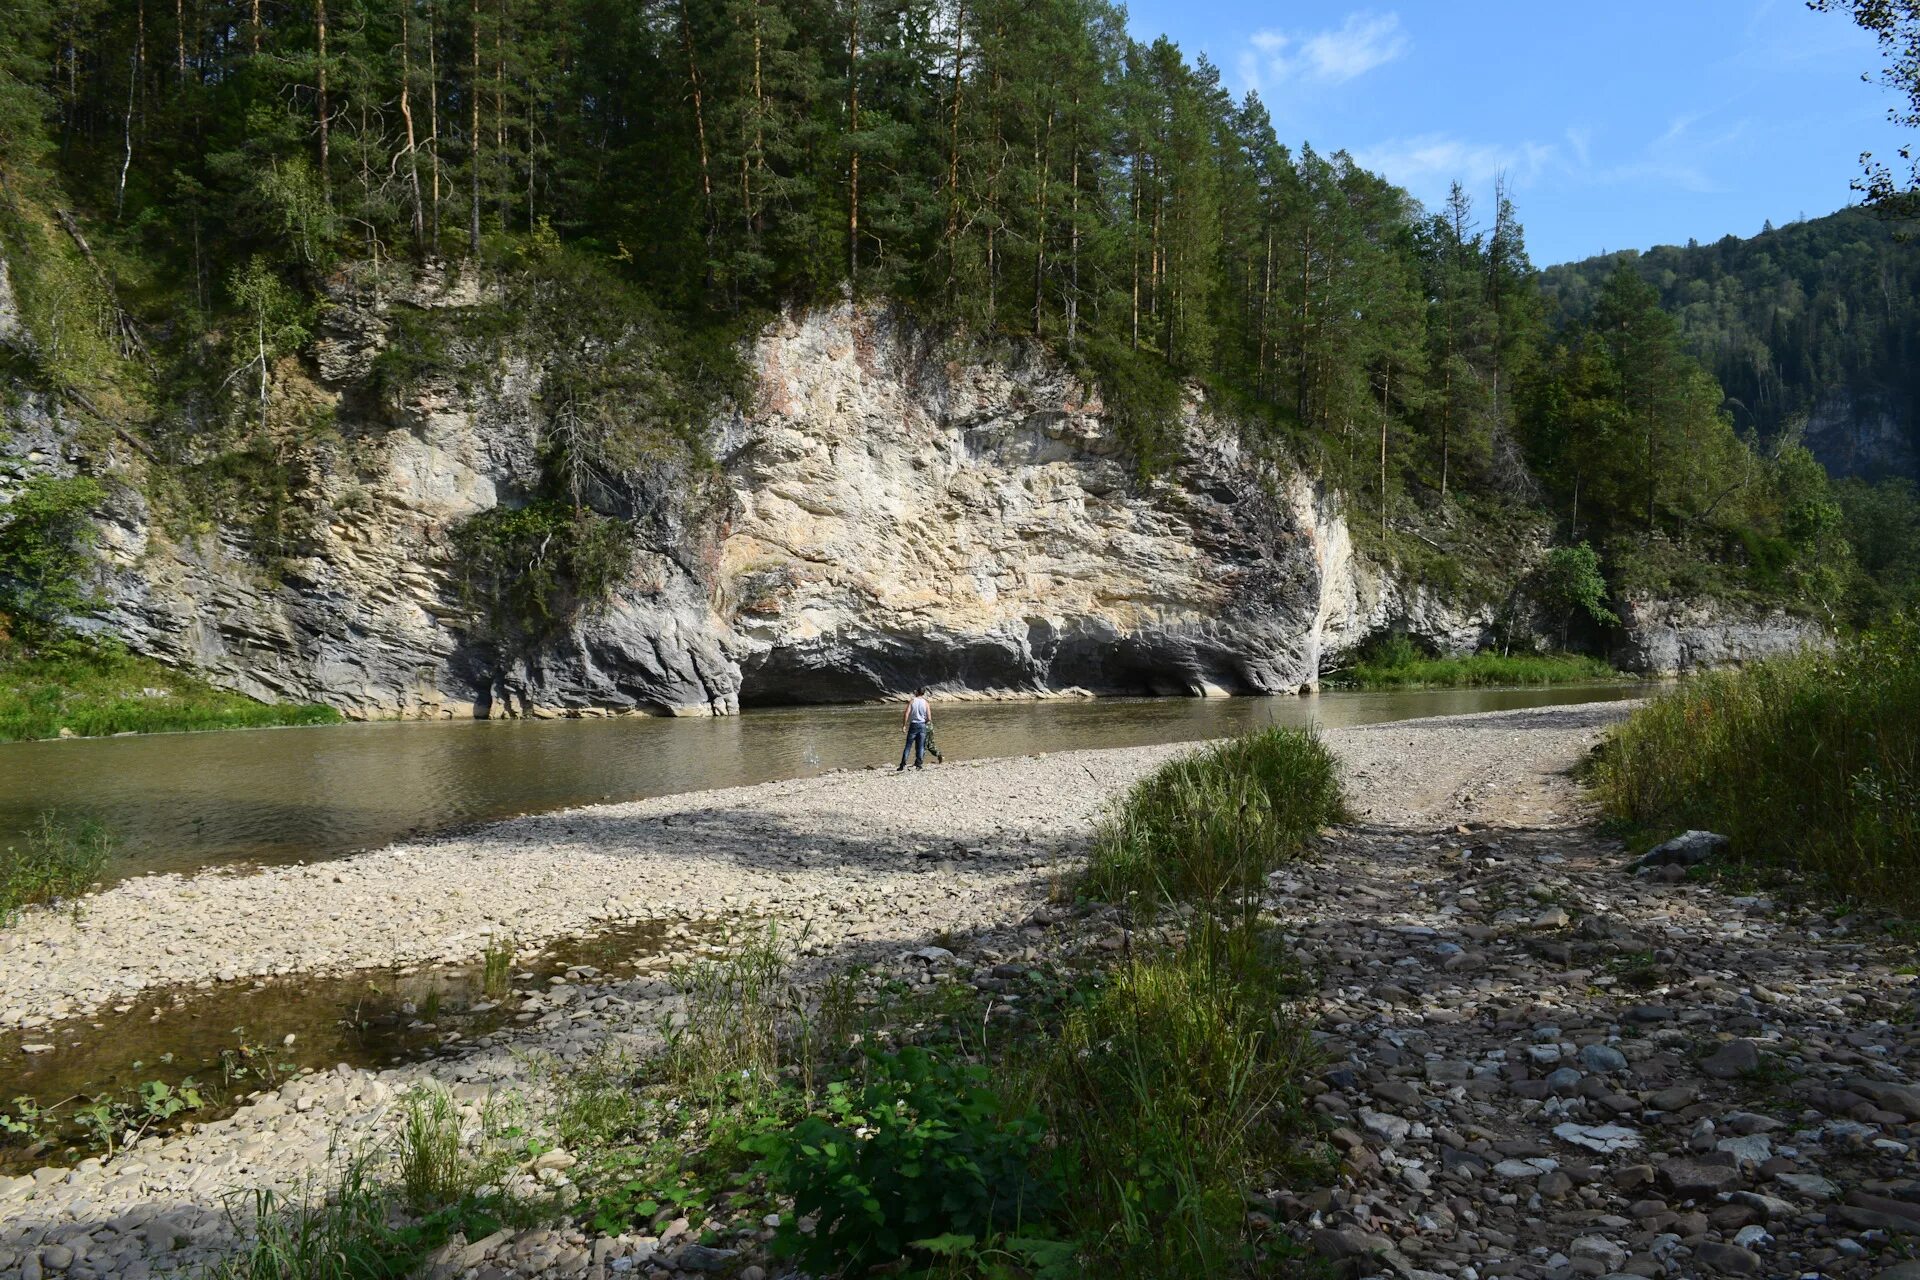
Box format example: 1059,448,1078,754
1541,209,1920,482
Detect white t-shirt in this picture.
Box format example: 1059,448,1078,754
907,696,930,725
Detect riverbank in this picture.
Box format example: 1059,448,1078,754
0,703,1632,1033
6,699,1919,1279
0,641,340,743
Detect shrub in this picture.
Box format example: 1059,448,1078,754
1593,614,1920,907
0,812,112,923
0,473,104,649
742,1046,1055,1275
1083,727,1345,908
450,501,634,652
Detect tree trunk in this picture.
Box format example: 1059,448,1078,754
847,1,861,282
316,0,330,205
428,0,442,248
469,0,481,254
943,0,966,300
1032,104,1052,337
250,0,260,54
400,8,425,250
1066,100,1080,347
116,0,142,221
678,0,716,258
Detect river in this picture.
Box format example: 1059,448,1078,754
0,683,1657,883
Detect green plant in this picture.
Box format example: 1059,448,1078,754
1034,923,1317,1275
1537,541,1619,645
206,1157,511,1280
0,635,341,742
69,1078,205,1156
396,1085,473,1212
657,925,795,1097
481,941,515,999
449,501,634,653
0,811,113,923
1593,613,1919,908
742,1046,1058,1275
0,473,105,650
1083,727,1345,909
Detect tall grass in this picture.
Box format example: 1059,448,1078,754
657,925,796,1096
1036,922,1317,1274
0,638,340,742
1329,634,1617,690
1083,727,1345,907
1593,615,1920,907
1,812,112,923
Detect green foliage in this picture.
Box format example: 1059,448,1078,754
204,1160,519,1280
450,501,635,651
742,1047,1056,1274
1331,643,1618,690
1538,541,1619,642
396,1086,476,1213
1593,614,1920,908
0,473,105,648
1837,476,1920,618
0,636,340,742
0,812,112,924
1037,924,1317,1275
1083,727,1346,907
1543,211,1920,456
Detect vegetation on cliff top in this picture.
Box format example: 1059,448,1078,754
1593,612,1920,910
2,0,1914,657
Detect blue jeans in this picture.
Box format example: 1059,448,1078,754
899,723,928,768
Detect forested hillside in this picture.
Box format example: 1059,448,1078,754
1541,209,1920,481
0,0,1914,671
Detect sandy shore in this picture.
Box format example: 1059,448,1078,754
0,703,1631,1033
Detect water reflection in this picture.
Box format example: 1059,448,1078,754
0,683,1655,882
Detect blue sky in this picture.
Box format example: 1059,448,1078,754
1120,0,1910,265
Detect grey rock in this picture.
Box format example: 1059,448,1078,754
1578,1043,1628,1073
1692,1241,1764,1275
1658,1160,1743,1198
671,1244,738,1272
1614,598,1829,677
1633,830,1730,870
1700,1038,1762,1079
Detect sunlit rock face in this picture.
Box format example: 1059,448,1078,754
6,273,1500,718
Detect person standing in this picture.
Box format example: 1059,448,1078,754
897,686,932,771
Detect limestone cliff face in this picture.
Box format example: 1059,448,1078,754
3,287,1490,716
716,305,1418,703
1613,596,1829,676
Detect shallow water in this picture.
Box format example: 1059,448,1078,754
0,683,1657,884
0,917,719,1174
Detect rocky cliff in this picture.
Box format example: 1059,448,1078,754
17,270,1825,719
1611,596,1830,677
7,271,1517,717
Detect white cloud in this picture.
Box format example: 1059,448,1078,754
1351,133,1555,197
1238,12,1409,95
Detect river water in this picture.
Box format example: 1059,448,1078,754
0,683,1656,884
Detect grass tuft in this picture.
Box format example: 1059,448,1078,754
0,638,341,742
1,812,112,923
1592,613,1919,908
1083,727,1345,908
1038,922,1319,1274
